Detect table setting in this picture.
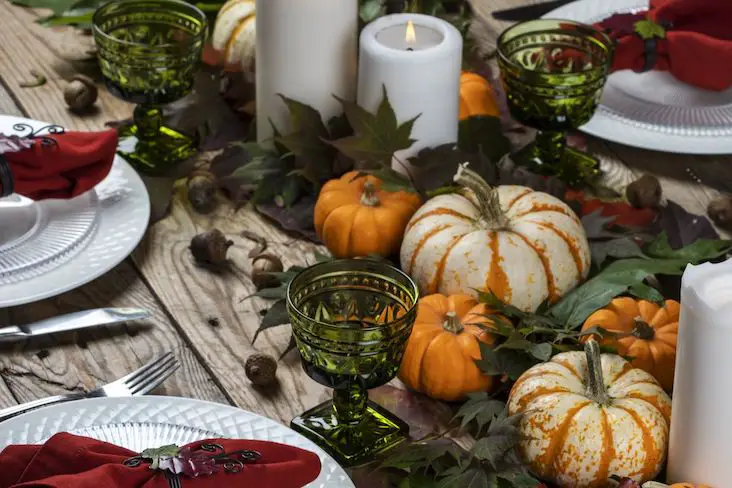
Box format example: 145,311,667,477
1,0,732,486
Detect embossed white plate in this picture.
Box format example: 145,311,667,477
544,0,732,154
0,396,354,488
0,115,150,307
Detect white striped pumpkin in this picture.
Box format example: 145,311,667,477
400,164,591,312
211,0,256,71
508,340,671,487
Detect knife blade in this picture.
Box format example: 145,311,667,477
492,0,575,21
0,308,150,342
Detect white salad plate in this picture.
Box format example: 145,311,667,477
0,115,150,307
0,396,354,488
544,0,732,154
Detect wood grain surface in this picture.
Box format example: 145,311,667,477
0,0,731,465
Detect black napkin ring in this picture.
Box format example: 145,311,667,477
640,19,674,73
0,154,14,198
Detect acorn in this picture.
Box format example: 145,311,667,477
251,253,283,290
626,174,662,209
190,229,233,266
187,171,218,214
708,196,732,231
245,352,278,387
64,74,98,112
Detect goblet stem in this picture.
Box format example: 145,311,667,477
534,130,566,169
133,105,163,140
332,379,368,425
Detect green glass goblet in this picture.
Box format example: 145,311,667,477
92,0,207,176
497,19,614,187
286,258,419,467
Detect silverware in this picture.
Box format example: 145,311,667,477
0,308,150,342
0,351,179,422
492,0,575,21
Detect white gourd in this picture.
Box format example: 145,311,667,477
400,164,591,312
211,0,256,71
508,341,671,487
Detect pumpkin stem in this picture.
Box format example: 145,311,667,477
443,311,464,334
632,317,656,340
453,163,508,229
584,339,611,405
360,181,381,207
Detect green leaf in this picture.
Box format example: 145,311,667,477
355,167,415,193
246,284,287,300
475,343,538,380
409,144,497,197
498,472,541,488
252,299,290,344
644,232,732,262
627,282,665,304
275,95,336,185
381,440,462,472
140,444,181,470
359,0,385,22
230,154,286,182
550,233,732,328
453,392,506,432
329,85,418,168
458,116,511,164
590,236,647,268
634,19,666,40
437,467,493,488
529,342,553,361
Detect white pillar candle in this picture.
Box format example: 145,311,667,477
667,257,732,486
358,14,462,172
255,0,358,143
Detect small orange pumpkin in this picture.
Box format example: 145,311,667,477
398,294,498,401
459,72,500,120
670,484,713,488
581,297,679,391
314,171,421,258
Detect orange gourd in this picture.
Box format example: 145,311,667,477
459,72,500,120
670,484,713,488
581,297,679,391
314,171,422,259
398,294,498,401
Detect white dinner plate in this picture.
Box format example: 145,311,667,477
544,0,732,154
0,115,150,307
0,396,354,488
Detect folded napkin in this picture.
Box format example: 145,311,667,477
0,433,321,488
596,0,732,91
0,129,118,200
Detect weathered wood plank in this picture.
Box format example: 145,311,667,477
0,0,130,129
133,194,331,424
0,262,230,406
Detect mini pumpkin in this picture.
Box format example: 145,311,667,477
459,72,500,120
644,483,713,488
398,294,498,401
582,297,679,391
314,171,422,259
211,0,256,72
508,340,671,487
400,163,590,312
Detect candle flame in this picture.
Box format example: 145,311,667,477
405,20,416,44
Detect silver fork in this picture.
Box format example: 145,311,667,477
0,351,179,423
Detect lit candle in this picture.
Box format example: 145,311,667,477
358,14,462,172
255,0,358,143
667,257,732,486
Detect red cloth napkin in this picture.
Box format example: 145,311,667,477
1,129,118,200
0,433,321,488
596,0,732,91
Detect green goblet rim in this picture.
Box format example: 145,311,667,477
92,0,208,50
496,18,614,78
286,258,420,333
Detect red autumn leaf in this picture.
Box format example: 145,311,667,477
565,189,657,227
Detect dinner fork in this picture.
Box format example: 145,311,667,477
0,351,179,422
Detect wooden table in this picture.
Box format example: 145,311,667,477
0,0,730,481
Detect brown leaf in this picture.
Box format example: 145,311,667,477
255,196,320,242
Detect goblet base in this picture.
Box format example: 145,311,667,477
291,399,409,467
117,124,197,177
513,142,600,187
